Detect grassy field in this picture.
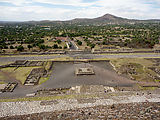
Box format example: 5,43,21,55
0,90,137,102
0,67,42,84
52,57,74,61
0,60,53,85
110,58,159,82
0,61,13,66
39,77,49,85
0,81,6,84
0,93,97,102
111,58,153,68
100,53,160,56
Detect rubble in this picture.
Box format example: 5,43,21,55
70,85,115,94
1,101,160,119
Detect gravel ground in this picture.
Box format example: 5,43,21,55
0,91,160,118
2,102,159,120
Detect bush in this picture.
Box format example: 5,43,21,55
90,43,95,49
17,45,24,51
4,46,8,49
53,44,58,49
10,45,14,49
77,40,82,46
38,44,46,50
27,44,32,50
0,45,3,49
59,46,62,49
56,40,62,44
64,45,67,49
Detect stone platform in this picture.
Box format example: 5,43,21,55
75,68,95,75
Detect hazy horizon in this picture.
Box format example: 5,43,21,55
0,0,160,21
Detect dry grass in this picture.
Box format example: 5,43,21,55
111,58,153,68
110,58,158,82
0,67,42,84
39,77,49,85
53,57,74,61
0,81,6,84
0,61,13,66
74,37,88,50
43,36,66,49
0,93,97,102
44,61,52,71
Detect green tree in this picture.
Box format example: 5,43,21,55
90,43,95,49
77,40,82,46
17,45,24,51
10,45,14,49
27,44,32,50
39,44,46,50
53,44,58,49
56,40,62,44
63,45,67,49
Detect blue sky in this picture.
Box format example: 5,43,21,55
0,0,160,21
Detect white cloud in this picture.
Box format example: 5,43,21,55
0,0,32,6
33,0,94,7
0,0,160,21
0,6,71,21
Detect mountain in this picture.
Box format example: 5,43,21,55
67,14,129,24
0,14,160,25
65,14,160,25
94,14,126,21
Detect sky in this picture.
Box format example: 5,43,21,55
0,0,160,21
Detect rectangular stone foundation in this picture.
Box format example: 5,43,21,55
75,68,95,75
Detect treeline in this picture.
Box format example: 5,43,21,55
0,23,160,51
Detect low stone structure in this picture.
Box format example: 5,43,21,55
75,68,95,75
0,83,18,92
0,84,7,93
8,60,44,67
10,60,27,66
70,85,115,94
25,61,44,67
24,68,47,85
37,88,70,96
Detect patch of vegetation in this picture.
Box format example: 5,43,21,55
77,40,82,46
39,77,49,85
17,45,24,51
0,93,97,102
0,81,6,84
138,85,158,90
0,67,42,84
53,44,58,49
111,58,159,82
1,23,160,53
44,61,52,71
53,57,74,61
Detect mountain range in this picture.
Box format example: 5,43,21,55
1,14,160,25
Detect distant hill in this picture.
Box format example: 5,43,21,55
0,14,160,25
67,14,160,25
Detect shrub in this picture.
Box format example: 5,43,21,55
53,44,58,49
17,45,24,51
